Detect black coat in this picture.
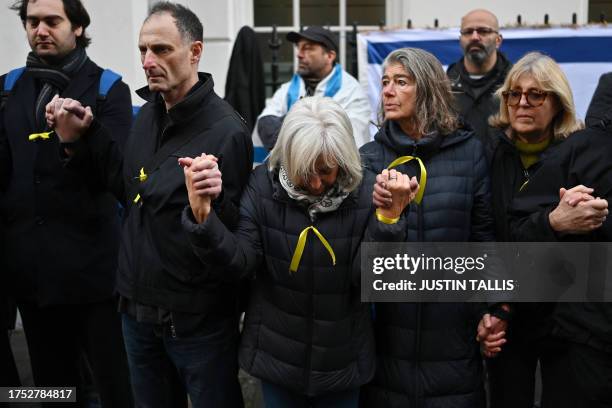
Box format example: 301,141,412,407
0,59,132,305
225,26,266,132
70,73,253,321
447,52,511,148
182,165,403,396
488,127,564,342
488,127,562,241
359,122,493,408
585,72,612,128
510,124,612,351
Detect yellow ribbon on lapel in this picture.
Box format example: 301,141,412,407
132,168,147,204
386,155,427,204
28,131,53,141
289,226,336,273
138,167,148,182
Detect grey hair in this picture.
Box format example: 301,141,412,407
380,47,459,135
268,96,363,193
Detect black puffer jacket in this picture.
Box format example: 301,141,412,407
359,121,493,408
447,52,511,150
182,165,404,396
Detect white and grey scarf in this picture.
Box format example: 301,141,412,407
278,166,351,222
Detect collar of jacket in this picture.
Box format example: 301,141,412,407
267,166,360,210
448,51,511,88
492,126,563,160
375,120,473,158
135,72,214,123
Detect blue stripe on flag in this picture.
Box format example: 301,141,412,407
368,36,612,65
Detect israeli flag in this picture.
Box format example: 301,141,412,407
357,26,612,135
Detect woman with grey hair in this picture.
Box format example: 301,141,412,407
180,96,417,407
359,47,494,407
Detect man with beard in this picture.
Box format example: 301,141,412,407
255,26,371,149
447,9,511,150
0,0,133,405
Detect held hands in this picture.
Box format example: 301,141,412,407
548,185,608,235
476,313,508,358
45,94,93,142
178,153,222,224
373,169,419,219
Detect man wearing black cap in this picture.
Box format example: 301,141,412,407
255,26,371,150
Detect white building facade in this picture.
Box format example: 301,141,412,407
0,0,597,104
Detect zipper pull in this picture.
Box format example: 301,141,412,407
169,314,177,338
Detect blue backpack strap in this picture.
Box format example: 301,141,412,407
98,69,121,99
1,67,26,110
3,67,26,92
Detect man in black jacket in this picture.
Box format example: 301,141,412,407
447,9,511,148
0,0,132,405
46,2,253,407
585,72,612,128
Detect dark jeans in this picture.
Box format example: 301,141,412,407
261,380,359,408
18,299,133,408
122,313,243,408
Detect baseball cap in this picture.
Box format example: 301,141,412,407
286,26,338,53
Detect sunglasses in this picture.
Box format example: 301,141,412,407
502,89,550,107
460,27,498,36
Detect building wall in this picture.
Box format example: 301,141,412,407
0,0,591,104
386,0,588,28
0,0,253,104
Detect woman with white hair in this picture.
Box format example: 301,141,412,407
359,47,494,408
180,96,417,407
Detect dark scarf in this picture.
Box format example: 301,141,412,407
25,47,88,129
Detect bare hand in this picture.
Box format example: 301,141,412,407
549,185,608,234
179,154,220,223
476,313,508,358
46,95,93,142
559,185,594,207
374,169,419,219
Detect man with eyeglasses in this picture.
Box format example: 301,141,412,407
447,9,512,152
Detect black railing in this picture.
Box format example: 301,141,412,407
262,12,601,94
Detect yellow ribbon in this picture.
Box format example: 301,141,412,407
386,155,427,204
132,168,148,204
289,226,336,273
375,210,400,224
138,167,148,182
28,131,53,141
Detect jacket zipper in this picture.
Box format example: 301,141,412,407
169,313,177,339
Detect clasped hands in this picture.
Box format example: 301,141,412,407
178,154,222,224
372,168,419,220
45,94,93,143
